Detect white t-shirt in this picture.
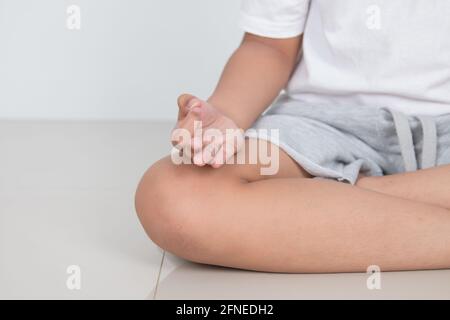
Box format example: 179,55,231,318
239,0,450,115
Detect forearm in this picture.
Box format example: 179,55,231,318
207,35,300,129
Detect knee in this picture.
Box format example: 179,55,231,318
134,156,236,261
135,157,191,254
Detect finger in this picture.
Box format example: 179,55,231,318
201,127,224,164
193,148,205,166
192,135,217,167
172,109,203,147
204,140,223,166
210,144,225,168
191,136,202,154
192,132,222,166
171,123,195,147
177,93,199,120
202,132,223,165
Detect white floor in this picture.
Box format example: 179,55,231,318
1,121,450,300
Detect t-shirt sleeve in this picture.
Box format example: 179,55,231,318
239,0,310,38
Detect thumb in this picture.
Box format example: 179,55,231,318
177,93,200,120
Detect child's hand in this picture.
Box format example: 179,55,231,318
172,94,244,168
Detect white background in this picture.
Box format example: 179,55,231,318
0,0,242,120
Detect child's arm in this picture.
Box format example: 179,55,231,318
207,33,302,129
174,33,302,167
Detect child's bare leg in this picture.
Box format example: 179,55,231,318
358,165,450,209
135,141,450,273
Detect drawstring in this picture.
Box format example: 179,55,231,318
418,116,437,169
390,110,417,172
390,110,437,172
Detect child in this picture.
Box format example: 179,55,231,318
135,0,450,273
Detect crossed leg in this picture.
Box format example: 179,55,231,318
358,166,450,209
135,139,450,273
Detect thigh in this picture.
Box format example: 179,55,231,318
135,137,310,249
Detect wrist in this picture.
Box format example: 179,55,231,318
206,97,240,128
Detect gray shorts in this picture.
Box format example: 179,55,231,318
245,101,450,184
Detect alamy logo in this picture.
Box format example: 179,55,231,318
66,265,81,290
366,5,381,30
171,122,280,176
66,5,81,30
